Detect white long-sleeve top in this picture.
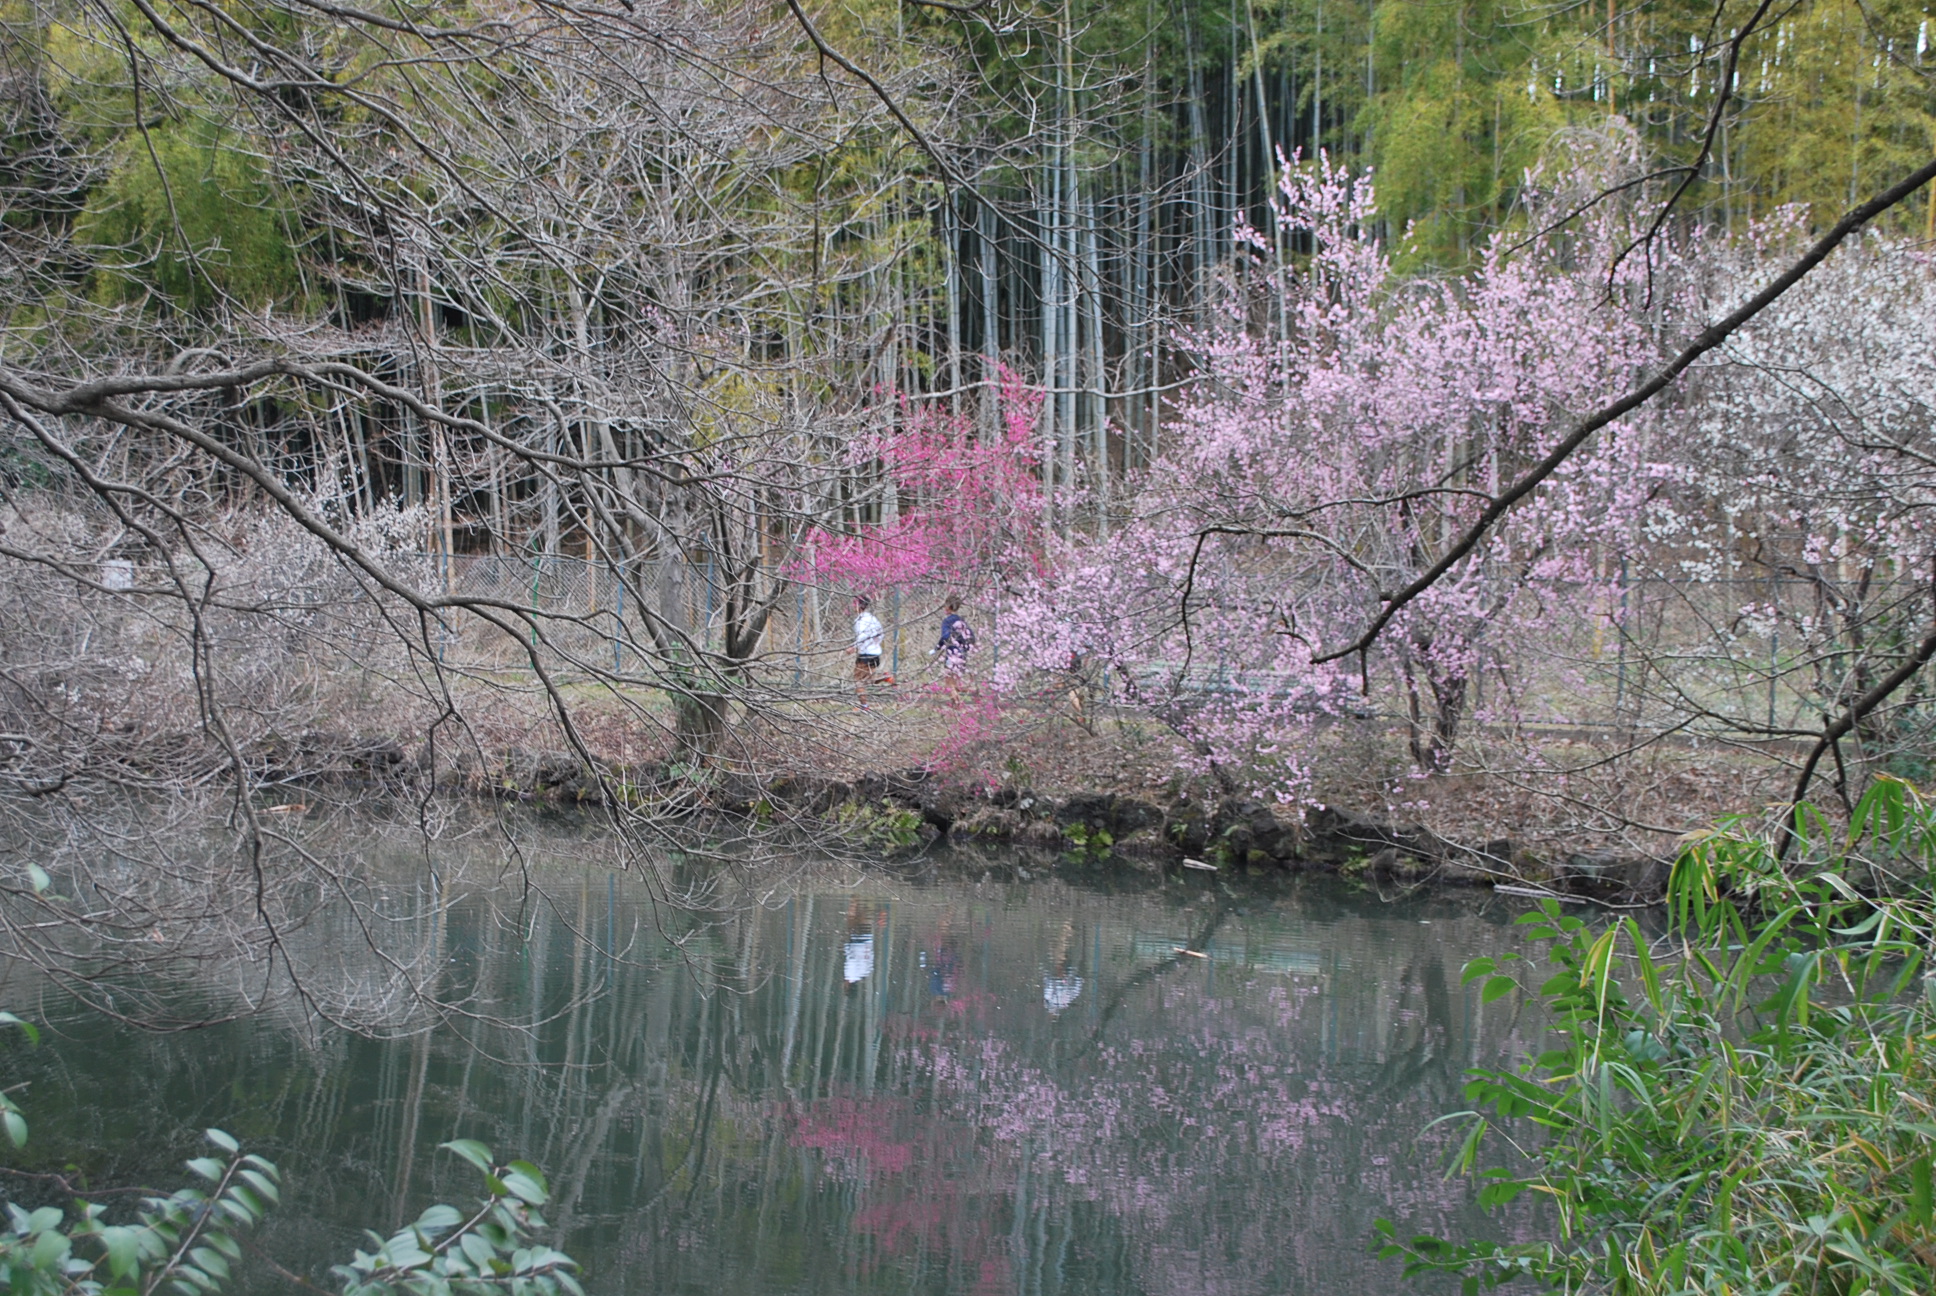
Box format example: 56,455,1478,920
854,611,884,657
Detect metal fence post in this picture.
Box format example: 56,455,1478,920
704,553,715,654
528,544,541,650
1614,556,1628,722
613,556,624,676
992,588,999,670
437,547,450,664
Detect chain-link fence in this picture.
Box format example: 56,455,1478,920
423,555,1010,693
409,555,1933,741
1466,573,1933,738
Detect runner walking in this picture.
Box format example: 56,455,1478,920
932,594,976,677
852,595,892,705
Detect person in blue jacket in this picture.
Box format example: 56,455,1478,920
933,595,976,676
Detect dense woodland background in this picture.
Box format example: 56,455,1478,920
6,7,1936,1289
0,0,1933,931
6,0,1933,541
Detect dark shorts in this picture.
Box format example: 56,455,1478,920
854,655,881,681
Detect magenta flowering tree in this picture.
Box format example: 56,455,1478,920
1005,157,1691,796
798,370,1046,596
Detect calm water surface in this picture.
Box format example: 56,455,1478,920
4,832,1548,1296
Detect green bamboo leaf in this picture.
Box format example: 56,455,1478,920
1624,917,1662,1013
1449,1116,1488,1177
1728,904,1802,1010
1767,950,1819,1033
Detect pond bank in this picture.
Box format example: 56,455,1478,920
429,736,1671,903
797,771,1667,904
247,729,1669,903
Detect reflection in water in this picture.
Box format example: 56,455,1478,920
843,902,882,986
3,851,1542,1296
1043,921,1083,1016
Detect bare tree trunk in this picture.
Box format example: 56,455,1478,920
1039,166,1059,537
1184,11,1213,317
944,196,962,415
980,195,1000,440
1082,195,1108,530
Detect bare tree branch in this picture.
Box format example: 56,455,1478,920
1316,154,1936,669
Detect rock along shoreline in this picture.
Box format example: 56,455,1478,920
428,740,1671,905
245,732,1668,903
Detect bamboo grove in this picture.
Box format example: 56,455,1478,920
3,0,1932,559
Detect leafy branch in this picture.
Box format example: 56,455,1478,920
1378,775,1936,1293
0,1018,580,1296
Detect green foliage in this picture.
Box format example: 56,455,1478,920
75,116,301,313
1062,821,1114,859
1376,775,1936,1293
1728,0,1936,229
1362,0,1567,263
1354,0,1936,261
0,1012,39,1152
1,1010,580,1296
334,1141,583,1296
827,801,923,850
0,1126,278,1296
11,0,1930,347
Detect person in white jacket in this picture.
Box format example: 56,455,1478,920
852,595,892,705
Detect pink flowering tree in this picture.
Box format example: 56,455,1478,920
797,370,1046,595
1004,156,1691,797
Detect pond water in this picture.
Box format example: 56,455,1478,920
2,828,1549,1296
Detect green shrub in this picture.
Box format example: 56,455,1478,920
75,119,302,313
1379,775,1936,1295
827,801,922,849
335,1140,582,1296
0,1010,580,1295
1063,821,1114,859
2,1122,280,1296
